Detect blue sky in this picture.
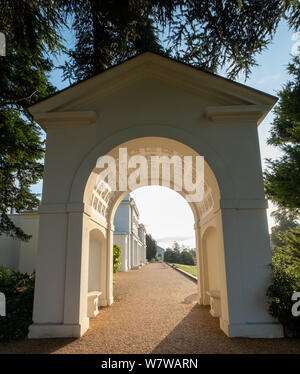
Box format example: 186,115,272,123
32,19,297,249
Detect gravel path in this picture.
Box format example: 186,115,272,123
0,262,299,354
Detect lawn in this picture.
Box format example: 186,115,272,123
170,263,197,277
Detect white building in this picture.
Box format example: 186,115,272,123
113,195,147,271
0,195,147,274
0,211,39,274
156,246,165,262
0,52,282,338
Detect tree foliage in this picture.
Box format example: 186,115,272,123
264,55,300,212
277,227,300,269
164,242,196,265
267,230,300,337
270,208,299,248
146,233,157,261
0,266,35,341
61,0,300,83
113,244,122,273
0,110,44,240
267,253,300,337
61,0,165,82
0,1,64,240
2,0,300,241
265,54,300,335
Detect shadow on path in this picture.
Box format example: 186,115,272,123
151,304,300,354
0,337,76,354
0,263,299,354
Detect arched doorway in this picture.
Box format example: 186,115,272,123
27,52,282,338
87,229,106,317
82,136,223,313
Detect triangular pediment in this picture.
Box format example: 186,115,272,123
28,51,277,128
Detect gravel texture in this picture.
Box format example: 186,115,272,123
0,262,299,354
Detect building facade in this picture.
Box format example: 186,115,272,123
0,212,39,274
0,195,147,274
113,195,147,272
156,246,165,262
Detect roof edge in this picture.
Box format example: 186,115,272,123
28,51,278,113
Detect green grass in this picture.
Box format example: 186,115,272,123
170,263,197,277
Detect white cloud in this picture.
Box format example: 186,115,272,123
131,186,195,249
257,74,280,85
157,235,194,243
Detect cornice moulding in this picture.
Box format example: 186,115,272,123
33,111,97,130
204,105,270,124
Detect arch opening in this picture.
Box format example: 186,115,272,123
84,137,221,226
80,137,226,330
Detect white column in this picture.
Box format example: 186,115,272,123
30,208,67,327
63,207,89,334
130,235,134,269
29,203,90,338
194,222,204,305
219,200,283,338
137,243,141,265
134,241,138,266
114,234,128,272
123,236,128,271
106,224,114,306
132,239,136,266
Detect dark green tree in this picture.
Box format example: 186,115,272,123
62,0,300,83
146,233,157,261
164,248,177,263
164,247,195,265
279,227,300,268
270,208,299,248
61,0,166,82
267,252,300,337
265,54,300,336
180,250,195,266
0,1,64,240
2,0,300,242
264,55,300,212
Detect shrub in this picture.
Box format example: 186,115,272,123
0,266,34,297
180,251,195,265
113,244,122,274
0,267,35,341
267,250,300,338
146,234,157,261
164,249,195,265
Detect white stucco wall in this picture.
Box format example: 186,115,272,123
88,229,103,292
0,208,145,275
18,213,39,274
203,227,220,291
0,213,38,273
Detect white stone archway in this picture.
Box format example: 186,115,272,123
27,52,283,339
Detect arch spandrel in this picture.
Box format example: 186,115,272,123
69,125,234,209
83,137,221,228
